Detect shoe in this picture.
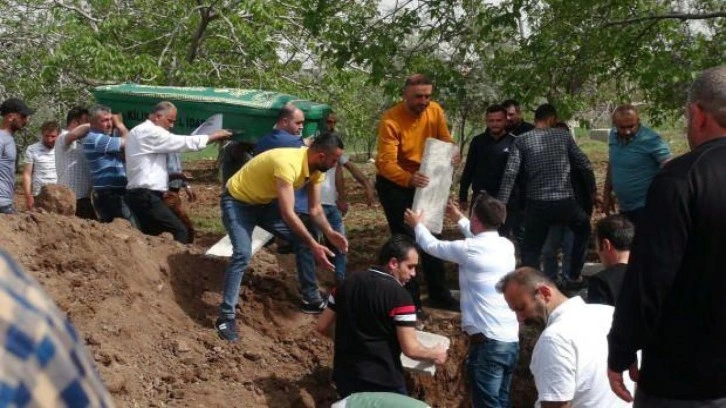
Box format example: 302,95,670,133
300,298,327,314
428,295,460,312
215,318,240,342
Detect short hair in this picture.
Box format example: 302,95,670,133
688,65,726,127
276,102,300,122
378,234,418,265
88,104,112,120
405,74,432,88
501,99,521,111
151,101,176,115
66,106,89,126
311,131,344,152
534,103,557,121
40,120,60,134
612,104,639,120
471,192,506,229
496,267,554,294
486,104,507,117
595,214,634,251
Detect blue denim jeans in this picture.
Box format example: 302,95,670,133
219,193,321,320
541,225,574,281
467,339,519,408
323,204,346,280
0,204,15,214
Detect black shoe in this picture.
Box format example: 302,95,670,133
300,298,327,314
428,295,460,312
215,318,240,342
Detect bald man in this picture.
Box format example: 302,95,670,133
603,105,671,225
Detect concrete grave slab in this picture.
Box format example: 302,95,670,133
412,139,456,234
205,227,274,258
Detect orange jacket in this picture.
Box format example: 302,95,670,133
375,101,452,187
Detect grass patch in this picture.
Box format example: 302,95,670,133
191,204,224,236
182,145,219,163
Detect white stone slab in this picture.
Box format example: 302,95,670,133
581,262,603,277
412,139,455,234
205,227,274,258
401,330,450,376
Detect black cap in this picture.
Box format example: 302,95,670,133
0,98,34,116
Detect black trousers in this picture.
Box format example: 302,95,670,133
375,175,450,308
126,188,189,244
522,199,591,279
93,188,136,225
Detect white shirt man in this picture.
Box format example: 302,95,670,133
124,101,230,244
404,194,519,407
23,141,57,195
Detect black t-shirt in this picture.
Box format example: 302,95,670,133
510,121,535,136
329,268,417,390
459,130,516,202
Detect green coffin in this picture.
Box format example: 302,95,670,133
91,84,331,143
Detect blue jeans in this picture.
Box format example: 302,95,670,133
220,193,321,320
541,225,574,280
467,339,519,408
0,204,15,214
323,204,346,280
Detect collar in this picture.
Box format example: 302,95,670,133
301,147,311,179
547,296,585,327
369,267,402,286
472,230,500,239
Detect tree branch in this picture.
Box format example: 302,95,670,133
604,11,726,27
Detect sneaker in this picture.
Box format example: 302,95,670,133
215,318,240,342
300,298,327,314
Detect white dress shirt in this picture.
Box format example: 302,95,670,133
531,297,633,408
125,120,209,191
414,219,519,342
23,142,57,196
321,154,349,206
55,130,92,199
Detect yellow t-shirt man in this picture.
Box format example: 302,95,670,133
375,101,452,187
226,147,325,204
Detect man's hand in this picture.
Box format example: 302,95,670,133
336,199,349,216
363,185,375,207
431,343,448,365
408,171,429,188
311,243,336,270
25,195,34,211
607,364,639,403
404,208,424,228
325,230,348,254
446,199,464,222
184,186,197,202
209,129,232,142
451,148,461,166
111,113,124,128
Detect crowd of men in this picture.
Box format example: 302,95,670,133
0,63,724,407
0,101,231,244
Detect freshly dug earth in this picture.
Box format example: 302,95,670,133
4,166,543,407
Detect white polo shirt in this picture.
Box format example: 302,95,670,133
320,154,349,206
531,296,633,408
23,142,57,196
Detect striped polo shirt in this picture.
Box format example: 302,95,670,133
83,130,127,190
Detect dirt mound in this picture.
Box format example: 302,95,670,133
35,184,76,215
0,210,537,407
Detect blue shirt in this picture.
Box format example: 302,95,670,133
0,130,16,206
83,130,127,189
166,153,186,190
608,125,671,211
0,250,114,407
254,130,310,213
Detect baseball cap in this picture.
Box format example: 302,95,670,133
0,98,35,116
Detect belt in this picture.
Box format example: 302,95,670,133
469,333,489,344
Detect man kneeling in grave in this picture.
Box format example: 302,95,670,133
315,235,448,398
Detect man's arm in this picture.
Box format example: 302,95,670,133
396,326,447,364
459,136,478,204
497,144,521,203
315,307,336,338
308,182,348,254
138,126,231,154
404,209,467,264
63,124,91,147
343,161,375,206
603,162,616,215
376,120,414,187
112,114,129,138
22,163,34,210
531,336,577,407
567,136,596,195
608,172,690,373
277,178,336,270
